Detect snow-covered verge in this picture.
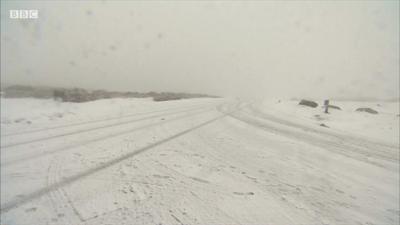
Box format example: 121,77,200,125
257,99,400,146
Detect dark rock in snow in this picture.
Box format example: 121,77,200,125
320,123,329,128
356,108,378,114
299,99,318,108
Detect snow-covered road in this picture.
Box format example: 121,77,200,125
1,98,399,225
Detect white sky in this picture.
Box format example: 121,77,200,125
1,0,399,99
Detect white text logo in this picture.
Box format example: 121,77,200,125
9,10,38,19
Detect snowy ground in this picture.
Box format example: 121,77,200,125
1,97,399,225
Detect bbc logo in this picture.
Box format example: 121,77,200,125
9,10,38,19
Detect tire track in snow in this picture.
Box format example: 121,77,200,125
0,106,213,167
46,156,83,224
1,103,217,149
248,104,399,154
217,104,399,225
2,102,214,137
0,102,242,213
223,106,399,167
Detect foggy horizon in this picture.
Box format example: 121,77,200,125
1,1,399,99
